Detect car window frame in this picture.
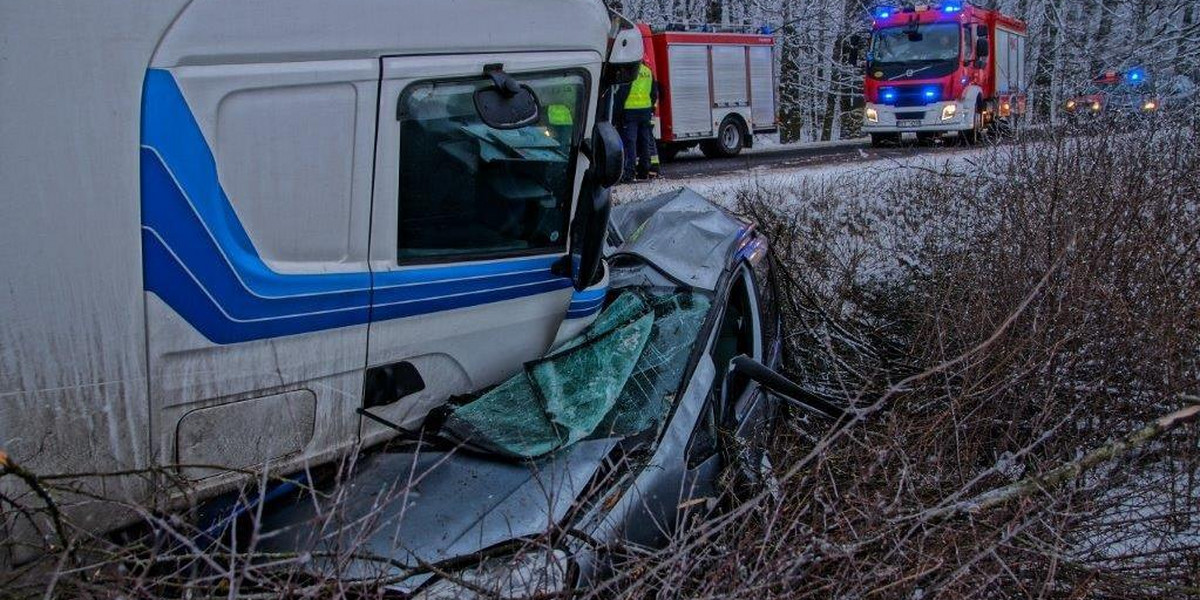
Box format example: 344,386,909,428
685,264,764,467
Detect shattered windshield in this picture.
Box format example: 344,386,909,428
440,289,714,458
397,72,587,261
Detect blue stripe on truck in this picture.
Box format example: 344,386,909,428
140,69,579,344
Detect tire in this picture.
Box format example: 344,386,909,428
870,132,900,147
960,103,987,145
700,118,745,158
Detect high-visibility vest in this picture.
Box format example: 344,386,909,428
546,104,573,126
624,64,654,110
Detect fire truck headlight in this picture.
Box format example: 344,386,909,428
1143,100,1158,112
865,107,879,123
1091,101,1102,112
941,104,958,121
1066,100,1076,111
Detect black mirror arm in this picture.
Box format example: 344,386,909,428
731,355,847,420
484,66,522,98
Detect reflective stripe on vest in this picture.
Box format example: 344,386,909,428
624,64,654,110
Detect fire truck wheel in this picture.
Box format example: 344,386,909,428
658,143,682,162
701,118,745,158
960,106,987,145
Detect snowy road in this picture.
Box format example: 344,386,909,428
656,136,968,180
615,134,1006,206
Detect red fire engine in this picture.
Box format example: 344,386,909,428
637,24,778,159
860,2,1027,146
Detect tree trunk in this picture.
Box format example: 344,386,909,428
705,0,722,25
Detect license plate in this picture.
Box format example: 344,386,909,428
897,119,922,128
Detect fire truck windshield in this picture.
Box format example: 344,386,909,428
871,23,961,67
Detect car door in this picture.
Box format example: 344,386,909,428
682,266,767,506
614,266,765,547
361,52,604,445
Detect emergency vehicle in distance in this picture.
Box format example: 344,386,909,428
859,1,1028,146
636,24,779,160
1065,69,1162,119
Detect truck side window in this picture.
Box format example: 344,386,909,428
396,73,586,262
963,24,974,61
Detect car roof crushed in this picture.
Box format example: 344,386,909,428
609,187,750,291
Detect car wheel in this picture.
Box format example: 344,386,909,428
701,118,745,158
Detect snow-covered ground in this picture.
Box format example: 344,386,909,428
615,141,992,206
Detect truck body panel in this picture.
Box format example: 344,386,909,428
643,28,777,151
1,0,615,563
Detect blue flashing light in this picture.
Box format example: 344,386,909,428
1127,68,1146,84
875,7,893,19
881,87,898,104
922,86,941,102
942,1,962,13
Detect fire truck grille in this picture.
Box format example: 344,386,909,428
893,87,937,108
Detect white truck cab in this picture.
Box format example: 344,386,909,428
1,0,640,562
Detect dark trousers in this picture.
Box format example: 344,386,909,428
619,110,655,180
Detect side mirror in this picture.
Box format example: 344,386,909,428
603,11,645,87
568,120,621,291
474,66,540,130
571,182,612,291
570,121,621,290
588,121,625,189
975,38,990,58
730,355,846,420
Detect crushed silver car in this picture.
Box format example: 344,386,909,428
247,189,832,596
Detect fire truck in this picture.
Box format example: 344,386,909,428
637,24,779,160
859,2,1027,146
1065,69,1163,119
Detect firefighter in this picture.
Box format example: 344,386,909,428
615,60,659,182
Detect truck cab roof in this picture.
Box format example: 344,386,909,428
152,0,612,67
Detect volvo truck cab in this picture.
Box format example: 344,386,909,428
1,0,641,563
859,2,1027,145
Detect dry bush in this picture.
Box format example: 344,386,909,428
4,127,1198,600
592,126,1200,599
